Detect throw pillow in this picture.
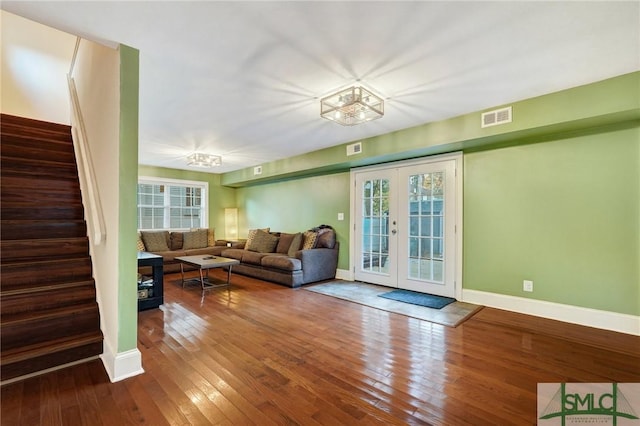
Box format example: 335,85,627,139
136,232,146,251
245,227,270,249
316,228,336,249
276,233,296,254
190,228,215,246
140,231,170,252
170,232,184,250
287,233,303,257
183,229,209,250
247,229,279,253
302,231,318,250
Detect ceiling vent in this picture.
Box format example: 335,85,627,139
481,106,512,128
346,142,362,156
253,165,262,175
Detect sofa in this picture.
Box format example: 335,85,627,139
137,228,242,274
137,226,339,288
219,226,339,288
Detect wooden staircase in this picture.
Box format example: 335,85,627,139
1,114,103,382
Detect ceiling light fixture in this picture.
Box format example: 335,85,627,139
321,86,384,126
187,152,221,168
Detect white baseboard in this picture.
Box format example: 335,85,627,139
463,289,640,336
100,340,144,382
335,268,353,281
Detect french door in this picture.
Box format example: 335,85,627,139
352,154,460,298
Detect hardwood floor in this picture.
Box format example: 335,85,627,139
2,270,639,425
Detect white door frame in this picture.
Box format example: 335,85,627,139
349,152,464,300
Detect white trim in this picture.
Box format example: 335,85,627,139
138,175,209,188
463,289,640,336
137,175,209,229
349,152,464,299
335,268,353,281
100,340,144,382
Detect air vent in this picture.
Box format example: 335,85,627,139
481,106,512,128
346,142,362,156
253,166,262,175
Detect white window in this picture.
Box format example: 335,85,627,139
137,177,208,230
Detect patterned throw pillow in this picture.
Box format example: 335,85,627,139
140,231,170,252
183,229,209,250
247,229,279,253
207,228,215,246
302,231,318,250
136,232,146,251
245,228,270,249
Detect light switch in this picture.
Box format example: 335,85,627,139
338,213,344,221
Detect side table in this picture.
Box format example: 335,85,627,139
137,252,164,311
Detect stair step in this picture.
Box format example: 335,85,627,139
1,331,103,381
1,114,71,133
1,220,87,240
1,122,73,142
0,175,79,192
1,180,81,203
0,257,92,291
1,134,75,163
1,303,101,351
0,238,89,263
1,204,84,221
1,156,79,180
1,280,96,317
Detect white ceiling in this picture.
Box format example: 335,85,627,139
3,1,639,173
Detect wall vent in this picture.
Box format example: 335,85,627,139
253,165,262,175
481,106,512,128
346,142,362,156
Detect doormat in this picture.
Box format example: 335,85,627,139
304,281,482,327
378,289,456,309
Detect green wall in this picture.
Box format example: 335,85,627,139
236,173,351,270
464,126,639,315
139,72,640,317
118,45,140,351
137,165,237,239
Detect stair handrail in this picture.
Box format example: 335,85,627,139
67,38,106,245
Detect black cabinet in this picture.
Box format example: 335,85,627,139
137,252,163,311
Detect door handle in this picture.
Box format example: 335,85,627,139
391,229,397,235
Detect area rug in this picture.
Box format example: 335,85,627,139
378,289,456,309
304,281,482,327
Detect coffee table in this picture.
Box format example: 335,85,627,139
175,255,240,290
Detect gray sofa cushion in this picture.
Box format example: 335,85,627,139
241,251,269,265
221,248,244,260
261,255,302,271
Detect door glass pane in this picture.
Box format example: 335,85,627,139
407,172,445,283
361,179,390,274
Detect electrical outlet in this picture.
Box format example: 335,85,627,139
523,280,534,292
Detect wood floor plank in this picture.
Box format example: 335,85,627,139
2,270,639,425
